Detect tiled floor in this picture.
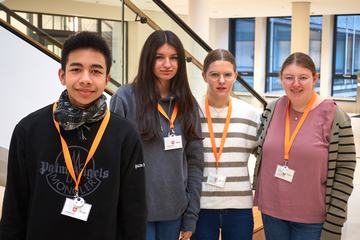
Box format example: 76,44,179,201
341,114,360,239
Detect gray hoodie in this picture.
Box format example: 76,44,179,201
110,84,204,233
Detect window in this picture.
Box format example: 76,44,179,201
80,18,98,32
42,14,77,31
0,10,6,21
266,17,322,94
229,18,255,92
266,17,291,94
101,20,127,87
332,15,360,97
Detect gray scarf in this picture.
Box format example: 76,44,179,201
53,90,107,133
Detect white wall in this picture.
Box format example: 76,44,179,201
0,25,64,150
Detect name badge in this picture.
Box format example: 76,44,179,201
61,198,92,221
164,135,182,151
207,172,226,188
274,164,295,182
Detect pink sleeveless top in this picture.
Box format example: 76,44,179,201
254,96,336,223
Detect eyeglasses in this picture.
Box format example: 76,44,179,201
283,76,310,85
208,72,235,81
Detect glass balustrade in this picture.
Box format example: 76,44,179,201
0,1,266,110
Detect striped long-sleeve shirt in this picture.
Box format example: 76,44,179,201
253,98,356,240
198,96,260,209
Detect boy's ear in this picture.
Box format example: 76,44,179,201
105,74,111,86
59,68,66,86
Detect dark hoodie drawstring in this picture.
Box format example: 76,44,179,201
167,97,174,119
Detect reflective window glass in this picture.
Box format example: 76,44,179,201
266,17,322,94
80,18,97,32
332,15,360,97
229,18,255,92
42,14,53,29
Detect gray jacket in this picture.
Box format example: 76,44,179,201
110,84,204,233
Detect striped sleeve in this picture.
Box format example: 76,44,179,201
321,107,356,240
252,101,276,190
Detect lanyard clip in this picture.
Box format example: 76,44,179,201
74,191,79,199
168,128,175,137
284,160,288,167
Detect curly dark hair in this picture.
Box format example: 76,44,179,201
61,31,112,75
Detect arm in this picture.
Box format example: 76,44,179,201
321,112,356,240
251,112,262,156
180,113,204,233
0,126,30,239
118,134,147,240
252,102,275,190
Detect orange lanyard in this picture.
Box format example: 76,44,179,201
157,103,178,130
52,102,110,192
205,96,232,167
284,91,317,161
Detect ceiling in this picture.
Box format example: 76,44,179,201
73,0,360,18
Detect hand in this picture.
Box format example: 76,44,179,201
180,231,193,240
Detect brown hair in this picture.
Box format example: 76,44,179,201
280,52,317,76
203,49,236,73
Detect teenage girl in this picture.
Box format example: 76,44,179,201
110,30,204,240
191,49,260,240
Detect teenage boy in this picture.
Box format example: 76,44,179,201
0,32,147,240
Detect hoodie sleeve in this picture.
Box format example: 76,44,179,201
110,88,128,118
0,125,29,239
180,109,204,233
118,130,147,240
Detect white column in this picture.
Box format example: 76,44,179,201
320,15,334,98
291,2,310,54
188,0,209,43
187,0,209,99
253,17,267,95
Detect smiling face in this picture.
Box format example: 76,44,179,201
280,64,318,108
59,48,110,108
203,60,237,102
153,43,178,88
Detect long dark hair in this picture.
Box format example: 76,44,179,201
133,30,202,142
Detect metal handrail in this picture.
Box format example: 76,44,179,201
123,0,203,70
151,0,267,106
